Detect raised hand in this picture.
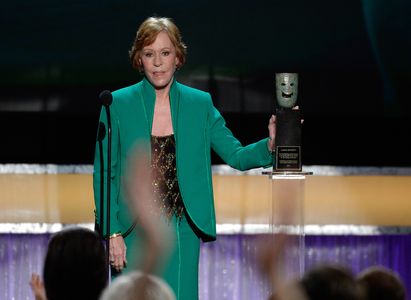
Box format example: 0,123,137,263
29,273,47,300
267,114,276,152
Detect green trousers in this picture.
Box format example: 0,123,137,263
119,214,201,300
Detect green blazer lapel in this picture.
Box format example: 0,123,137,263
140,77,156,135
169,79,180,141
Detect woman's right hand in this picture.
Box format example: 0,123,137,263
109,235,127,272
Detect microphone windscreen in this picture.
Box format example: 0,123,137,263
99,90,113,106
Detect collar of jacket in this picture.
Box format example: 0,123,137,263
140,76,180,141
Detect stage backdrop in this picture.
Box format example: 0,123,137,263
1,0,410,165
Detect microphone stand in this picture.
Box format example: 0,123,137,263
97,121,106,261
99,90,113,278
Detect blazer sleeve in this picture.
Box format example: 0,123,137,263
207,100,273,171
93,106,122,237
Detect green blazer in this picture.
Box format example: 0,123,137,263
93,77,273,241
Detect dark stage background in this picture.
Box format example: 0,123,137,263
1,0,410,166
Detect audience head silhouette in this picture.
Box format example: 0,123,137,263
300,265,361,300
357,266,406,300
43,227,108,300
100,270,175,300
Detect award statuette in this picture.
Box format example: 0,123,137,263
274,73,302,171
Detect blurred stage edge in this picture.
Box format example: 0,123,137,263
1,165,411,227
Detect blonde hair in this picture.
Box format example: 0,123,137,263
100,271,176,300
129,17,187,71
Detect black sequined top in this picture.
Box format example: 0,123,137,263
151,134,184,219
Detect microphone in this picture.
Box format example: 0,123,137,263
99,90,113,107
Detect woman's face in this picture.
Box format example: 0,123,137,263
139,31,179,91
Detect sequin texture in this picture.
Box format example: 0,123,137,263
151,134,184,219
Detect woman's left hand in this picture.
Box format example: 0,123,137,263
267,114,276,152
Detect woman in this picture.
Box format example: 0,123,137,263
93,16,276,299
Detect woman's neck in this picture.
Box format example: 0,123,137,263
154,79,173,104
155,88,170,104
